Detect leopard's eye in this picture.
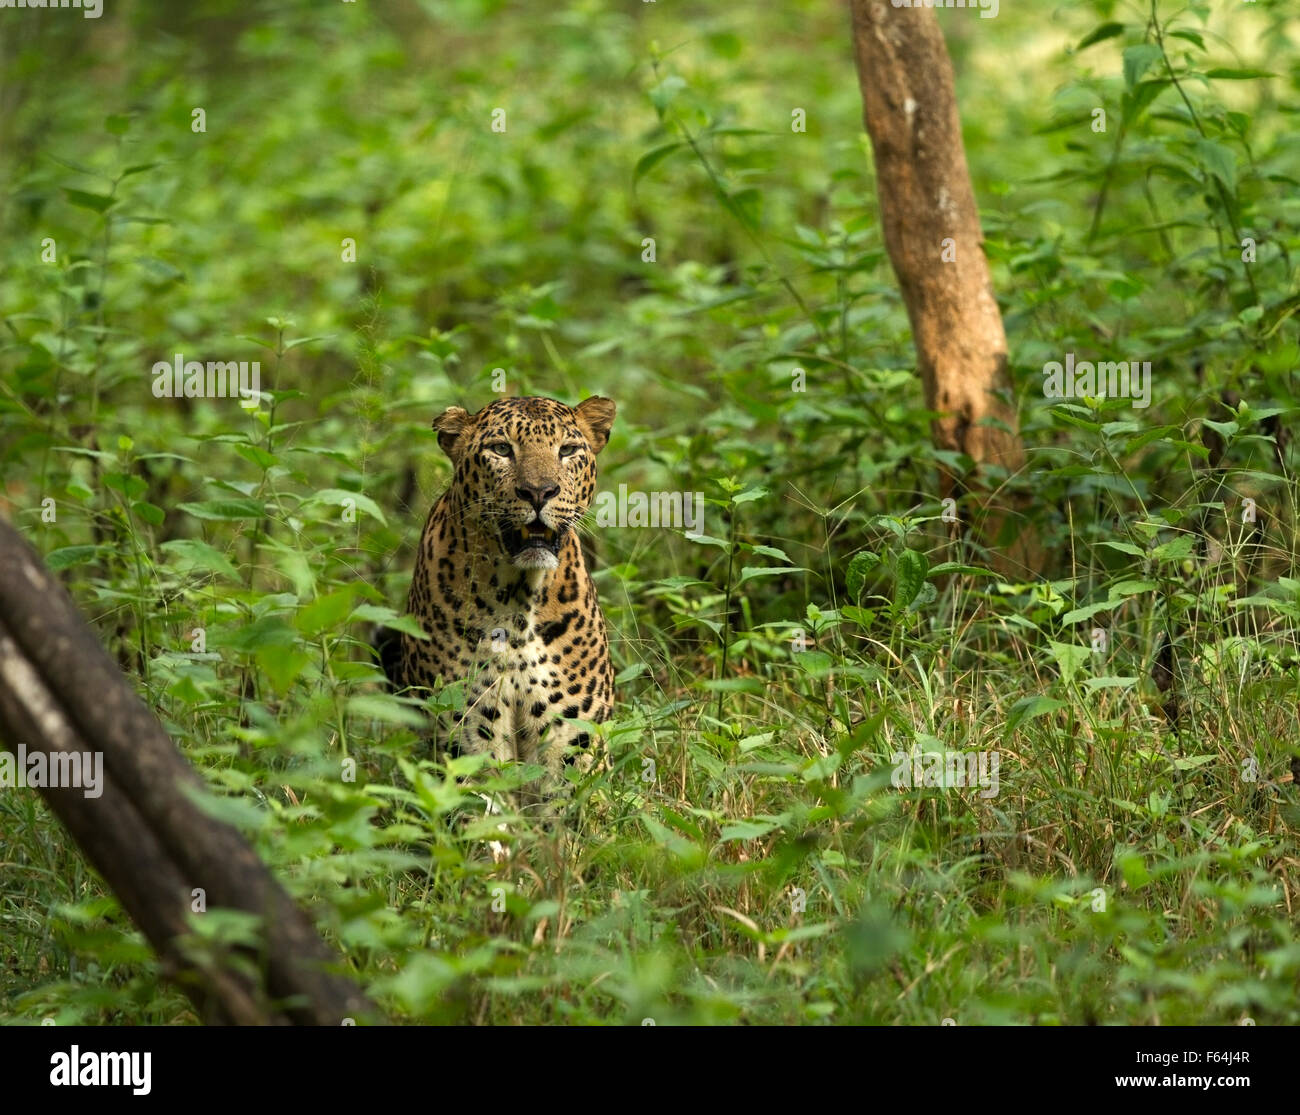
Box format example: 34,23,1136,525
559,443,582,459
486,441,513,458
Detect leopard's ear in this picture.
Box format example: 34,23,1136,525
575,396,616,454
434,406,471,462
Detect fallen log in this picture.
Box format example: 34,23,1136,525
0,518,377,1025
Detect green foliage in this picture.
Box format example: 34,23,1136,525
2,0,1298,1025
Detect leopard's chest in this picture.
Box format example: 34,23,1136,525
439,612,570,756
403,512,611,763
469,622,562,706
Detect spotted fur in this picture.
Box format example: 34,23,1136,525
382,395,616,808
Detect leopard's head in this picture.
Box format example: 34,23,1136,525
434,395,616,571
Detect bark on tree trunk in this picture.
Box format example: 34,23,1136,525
0,519,377,1025
849,0,1038,575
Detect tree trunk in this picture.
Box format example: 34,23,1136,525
0,519,377,1025
849,0,1038,575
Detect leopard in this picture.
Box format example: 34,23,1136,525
378,395,617,824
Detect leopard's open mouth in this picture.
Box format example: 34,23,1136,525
501,520,563,559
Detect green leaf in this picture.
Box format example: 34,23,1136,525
658,806,707,841
614,662,649,684
893,549,928,611
738,732,775,753
846,551,881,598
1098,541,1146,558
731,486,769,505
1077,22,1125,51
46,154,108,179
1118,851,1151,890
1034,111,1098,136
62,187,116,214
296,587,358,636
225,615,298,653
927,562,995,577
719,817,783,842
161,539,241,581
1005,695,1067,737
1048,641,1090,685
1122,44,1162,89
266,542,314,598
700,677,764,694
1196,139,1237,191
190,791,269,834
137,256,184,284
1151,535,1195,562
283,334,335,351
260,647,310,694
1123,79,1170,124
737,565,806,586
908,581,938,614
640,814,703,864
303,488,387,525
684,533,730,549
1167,29,1205,50
651,575,710,591
178,498,266,521
1112,579,1157,597
45,545,101,571
1204,68,1275,80
1082,676,1138,692
234,444,277,470
845,902,910,976
633,141,686,185
103,470,146,500
346,695,429,729
648,74,687,114
841,605,875,627
351,605,431,640
131,501,165,526
1060,599,1119,625
236,334,279,351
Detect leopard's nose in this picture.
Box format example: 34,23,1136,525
516,481,559,511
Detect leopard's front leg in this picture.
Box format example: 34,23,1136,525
530,715,605,820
